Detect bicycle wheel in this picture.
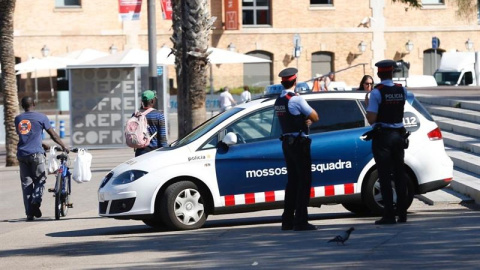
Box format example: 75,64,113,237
54,173,62,220
61,175,70,217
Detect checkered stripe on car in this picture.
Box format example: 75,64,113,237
221,183,357,206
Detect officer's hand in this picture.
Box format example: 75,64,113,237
305,119,312,126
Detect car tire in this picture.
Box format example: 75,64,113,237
342,202,371,215
363,169,415,215
160,181,207,230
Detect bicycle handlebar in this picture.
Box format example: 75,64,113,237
53,146,82,153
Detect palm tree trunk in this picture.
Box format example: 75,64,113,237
0,0,20,166
172,0,212,138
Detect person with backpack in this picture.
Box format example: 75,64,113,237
126,90,167,157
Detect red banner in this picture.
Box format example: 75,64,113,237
224,0,239,30
118,0,143,21
160,0,173,20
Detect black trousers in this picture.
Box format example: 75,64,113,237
281,136,312,227
372,128,408,218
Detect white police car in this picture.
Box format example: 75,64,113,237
98,91,453,230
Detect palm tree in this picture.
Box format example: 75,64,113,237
0,0,19,167
171,0,213,138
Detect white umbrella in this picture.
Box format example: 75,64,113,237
15,56,79,100
157,46,271,65
157,46,271,93
69,48,173,68
61,48,109,63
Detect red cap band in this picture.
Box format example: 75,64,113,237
378,66,393,72
281,74,297,82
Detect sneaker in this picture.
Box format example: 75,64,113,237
293,223,317,231
26,216,34,221
375,217,396,225
31,203,42,218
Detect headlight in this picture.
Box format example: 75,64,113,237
111,170,148,185
99,172,113,189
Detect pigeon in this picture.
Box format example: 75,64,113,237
327,227,355,245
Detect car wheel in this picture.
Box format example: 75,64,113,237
363,170,415,215
342,202,371,215
160,181,207,230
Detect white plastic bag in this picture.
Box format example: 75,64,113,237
47,146,59,174
72,149,92,183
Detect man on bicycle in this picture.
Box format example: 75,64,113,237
15,96,69,221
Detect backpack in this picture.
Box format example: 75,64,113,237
124,108,156,148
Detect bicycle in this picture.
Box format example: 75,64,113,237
48,147,79,220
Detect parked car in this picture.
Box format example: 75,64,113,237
98,91,453,230
264,82,310,95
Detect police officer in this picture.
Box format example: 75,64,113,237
274,67,319,231
366,60,409,225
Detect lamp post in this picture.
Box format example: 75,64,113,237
405,40,414,53
227,42,236,52
109,44,118,54
465,38,474,51
358,41,367,54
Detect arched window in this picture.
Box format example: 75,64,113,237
244,51,273,87
311,52,334,78
423,49,445,75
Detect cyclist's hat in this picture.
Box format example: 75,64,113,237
375,59,396,72
142,90,156,101
279,67,298,82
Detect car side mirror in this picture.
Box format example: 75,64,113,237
222,132,237,146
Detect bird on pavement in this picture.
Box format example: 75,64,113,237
327,227,355,245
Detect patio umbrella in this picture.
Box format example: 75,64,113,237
157,46,271,93
15,56,79,100
61,48,109,63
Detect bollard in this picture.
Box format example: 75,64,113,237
50,120,56,131
59,120,65,138
42,130,46,140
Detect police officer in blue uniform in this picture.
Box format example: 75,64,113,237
274,67,319,231
366,60,410,225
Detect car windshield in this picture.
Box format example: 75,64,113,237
434,71,460,86
172,108,243,147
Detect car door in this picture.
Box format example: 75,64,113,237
307,99,372,187
213,107,288,197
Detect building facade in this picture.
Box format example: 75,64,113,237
12,0,480,92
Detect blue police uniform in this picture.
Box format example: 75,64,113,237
274,67,317,231
367,60,410,224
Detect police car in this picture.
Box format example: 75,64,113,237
98,91,453,230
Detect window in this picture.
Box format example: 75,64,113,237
55,0,81,8
309,100,367,133
203,107,278,149
242,0,271,26
310,0,333,5
311,52,334,78
421,0,444,4
243,51,273,87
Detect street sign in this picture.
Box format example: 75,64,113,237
293,34,301,58
432,36,440,49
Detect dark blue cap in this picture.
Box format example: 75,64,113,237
375,59,396,72
278,67,298,81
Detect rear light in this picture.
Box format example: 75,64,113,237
427,127,443,141
443,177,453,183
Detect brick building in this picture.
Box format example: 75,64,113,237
12,0,480,93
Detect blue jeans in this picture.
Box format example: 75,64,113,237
18,153,46,216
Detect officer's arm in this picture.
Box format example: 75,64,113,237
308,109,319,122
366,111,377,125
